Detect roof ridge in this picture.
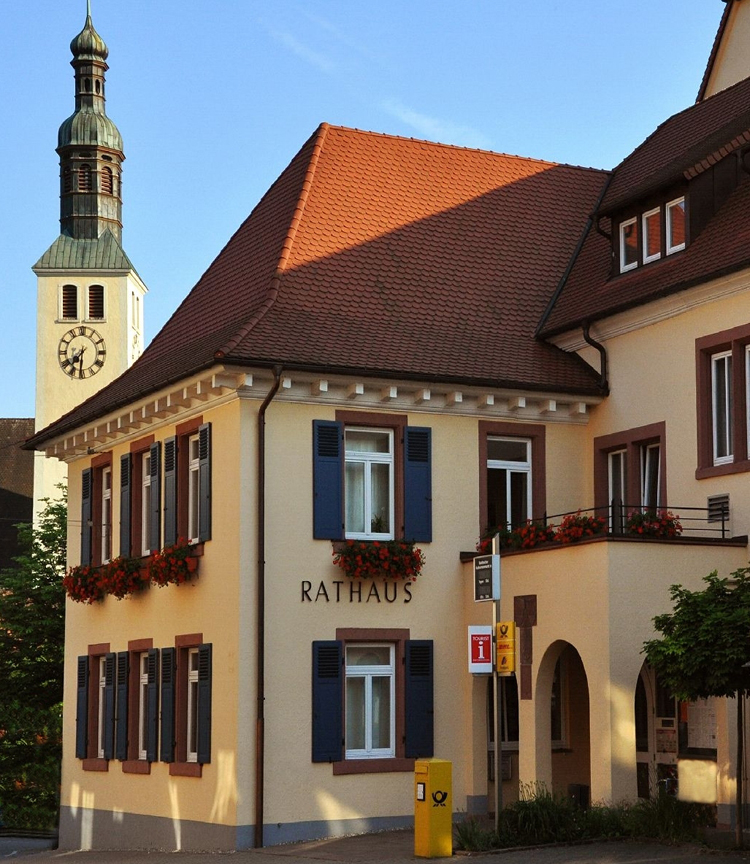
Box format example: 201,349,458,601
323,123,607,174
215,122,330,359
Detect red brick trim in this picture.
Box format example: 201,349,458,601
175,633,203,648
169,762,202,778
91,452,112,469
130,435,155,453
82,758,108,772
176,416,203,437
127,638,153,652
121,760,150,775
88,642,110,656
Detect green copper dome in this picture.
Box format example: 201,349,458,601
70,14,108,62
58,110,123,151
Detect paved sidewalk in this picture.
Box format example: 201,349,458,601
5,831,750,863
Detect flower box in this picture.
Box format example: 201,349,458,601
332,540,425,580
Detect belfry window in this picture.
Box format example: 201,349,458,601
79,164,92,193
87,285,105,321
101,167,113,195
61,284,78,320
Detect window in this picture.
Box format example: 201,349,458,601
101,166,113,195
61,284,78,320
666,197,686,254
345,644,395,758
101,466,112,564
138,653,150,760
160,636,212,775
479,421,545,534
696,325,750,478
164,421,211,548
63,168,72,194
114,641,158,771
87,284,105,320
345,429,394,539
486,437,531,530
313,415,432,543
81,455,114,566
79,164,92,192
312,631,433,773
75,645,114,770
119,440,160,559
619,217,638,272
594,423,666,521
642,207,661,264
712,351,733,464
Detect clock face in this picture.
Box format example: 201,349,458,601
58,326,107,379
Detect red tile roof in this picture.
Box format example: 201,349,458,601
600,74,750,215
30,125,607,446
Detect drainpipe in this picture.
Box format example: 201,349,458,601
582,322,609,392
255,365,283,848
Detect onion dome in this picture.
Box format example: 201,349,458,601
70,13,108,62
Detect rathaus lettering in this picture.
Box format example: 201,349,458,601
301,580,413,603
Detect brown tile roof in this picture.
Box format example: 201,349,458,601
539,175,750,337
29,124,607,447
600,74,750,215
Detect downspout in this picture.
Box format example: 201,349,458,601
255,364,283,848
582,322,608,392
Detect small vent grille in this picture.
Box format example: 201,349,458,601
409,645,432,677
317,426,340,458
317,645,340,678
708,494,730,523
88,285,104,320
407,430,429,463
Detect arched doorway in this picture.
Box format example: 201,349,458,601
536,641,591,801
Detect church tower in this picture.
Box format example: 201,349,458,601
32,4,147,506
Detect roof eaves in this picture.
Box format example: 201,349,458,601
215,123,331,361
535,173,613,338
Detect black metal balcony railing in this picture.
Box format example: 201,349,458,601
540,500,732,541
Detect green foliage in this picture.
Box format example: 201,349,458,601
0,489,66,830
643,567,750,700
454,785,712,851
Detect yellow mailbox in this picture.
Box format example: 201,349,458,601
414,758,452,858
496,621,516,675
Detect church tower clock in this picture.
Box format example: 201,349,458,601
33,5,147,505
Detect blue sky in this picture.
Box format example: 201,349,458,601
1,1,723,419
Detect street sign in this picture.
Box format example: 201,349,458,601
496,621,516,676
468,626,493,674
473,554,500,602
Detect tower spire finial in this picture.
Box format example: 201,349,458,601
87,0,91,18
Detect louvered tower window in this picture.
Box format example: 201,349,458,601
101,166,113,195
61,284,78,320
88,284,105,320
78,164,92,192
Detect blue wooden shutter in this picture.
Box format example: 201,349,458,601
149,442,162,553
404,640,434,758
145,648,159,763
80,468,92,566
163,437,177,547
198,424,212,542
115,651,129,761
312,641,343,762
75,655,89,759
312,421,344,540
159,647,174,763
120,454,132,557
197,643,212,764
403,427,432,542
103,652,116,760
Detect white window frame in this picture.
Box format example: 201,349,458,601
666,197,686,255
187,434,200,544
137,652,149,760
344,643,396,760
344,428,395,540
101,466,112,564
86,283,106,321
712,350,733,465
640,443,661,511
59,283,79,321
619,217,638,273
487,437,532,529
186,647,199,763
97,656,107,759
141,452,151,556
641,207,662,264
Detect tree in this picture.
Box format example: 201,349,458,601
0,489,66,830
643,567,750,848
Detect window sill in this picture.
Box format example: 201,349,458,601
696,458,750,480
82,758,108,772
333,757,414,775
169,762,202,777
121,760,151,774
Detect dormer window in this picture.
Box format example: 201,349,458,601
619,218,638,272
666,197,686,254
642,208,661,264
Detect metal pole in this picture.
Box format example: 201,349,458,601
492,533,503,831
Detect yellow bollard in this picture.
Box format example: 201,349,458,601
414,758,452,858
